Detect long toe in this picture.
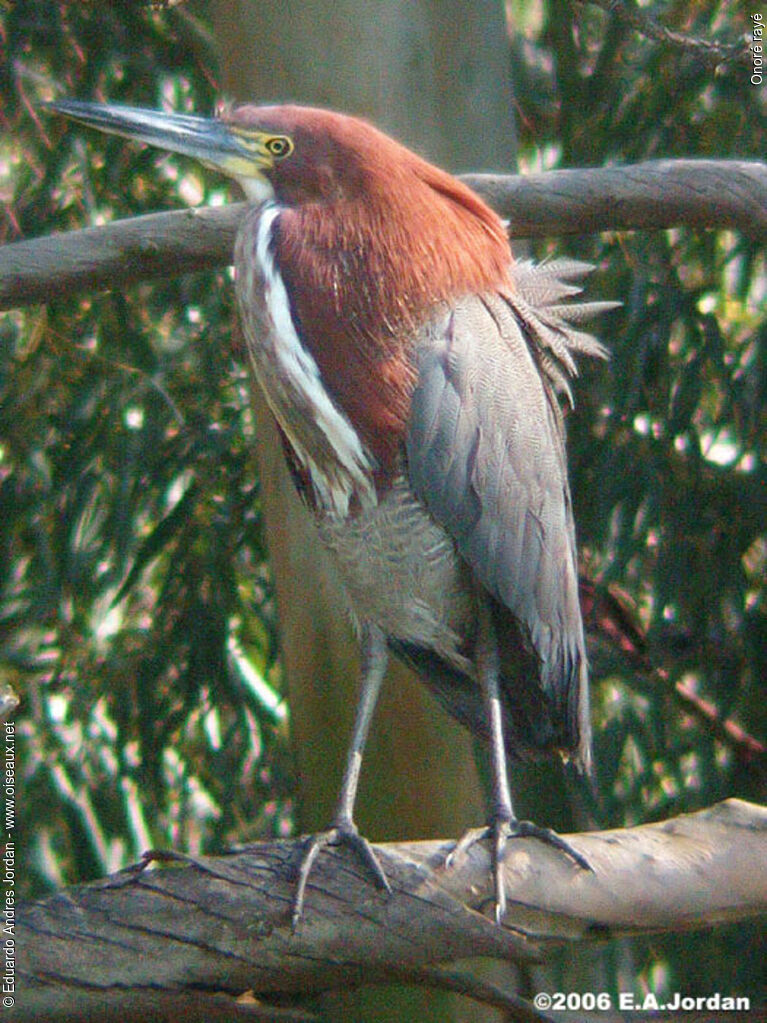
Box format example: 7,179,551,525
292,821,392,929
446,817,591,925
509,818,592,872
445,821,509,923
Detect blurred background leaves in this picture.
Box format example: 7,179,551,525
2,2,292,896
1,0,765,1012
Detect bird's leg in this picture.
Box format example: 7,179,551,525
292,623,391,929
448,600,591,924
449,599,515,924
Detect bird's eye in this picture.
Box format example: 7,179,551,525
265,136,293,159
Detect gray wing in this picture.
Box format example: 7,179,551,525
406,260,611,767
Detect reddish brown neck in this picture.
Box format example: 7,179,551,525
274,159,511,479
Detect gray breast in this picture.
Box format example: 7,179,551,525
318,476,476,675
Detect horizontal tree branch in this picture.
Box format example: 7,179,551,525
466,159,767,240
16,799,767,1022
1,159,765,312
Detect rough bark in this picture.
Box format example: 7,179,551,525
15,800,767,1022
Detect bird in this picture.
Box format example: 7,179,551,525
48,98,613,925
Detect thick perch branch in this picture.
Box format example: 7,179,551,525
17,800,767,1022
1,159,765,311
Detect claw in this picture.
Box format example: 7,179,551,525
445,825,488,870
292,820,392,930
447,816,592,923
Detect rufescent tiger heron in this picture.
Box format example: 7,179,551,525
48,99,615,926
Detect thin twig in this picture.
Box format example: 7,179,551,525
574,0,752,69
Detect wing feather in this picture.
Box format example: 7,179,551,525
407,262,610,766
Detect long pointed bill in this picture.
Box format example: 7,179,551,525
46,99,253,178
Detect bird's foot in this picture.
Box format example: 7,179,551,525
292,819,392,930
447,815,592,924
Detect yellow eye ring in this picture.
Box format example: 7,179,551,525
265,136,293,159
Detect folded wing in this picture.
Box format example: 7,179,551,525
406,260,611,769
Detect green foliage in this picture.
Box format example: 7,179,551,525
522,0,766,820
511,0,765,1001
2,2,291,897
1,0,764,1006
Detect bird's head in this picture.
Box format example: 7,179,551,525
222,103,401,205
47,99,509,256
46,99,475,209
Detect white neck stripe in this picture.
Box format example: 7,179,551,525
244,206,377,517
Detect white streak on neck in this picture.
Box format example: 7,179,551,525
250,204,376,517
